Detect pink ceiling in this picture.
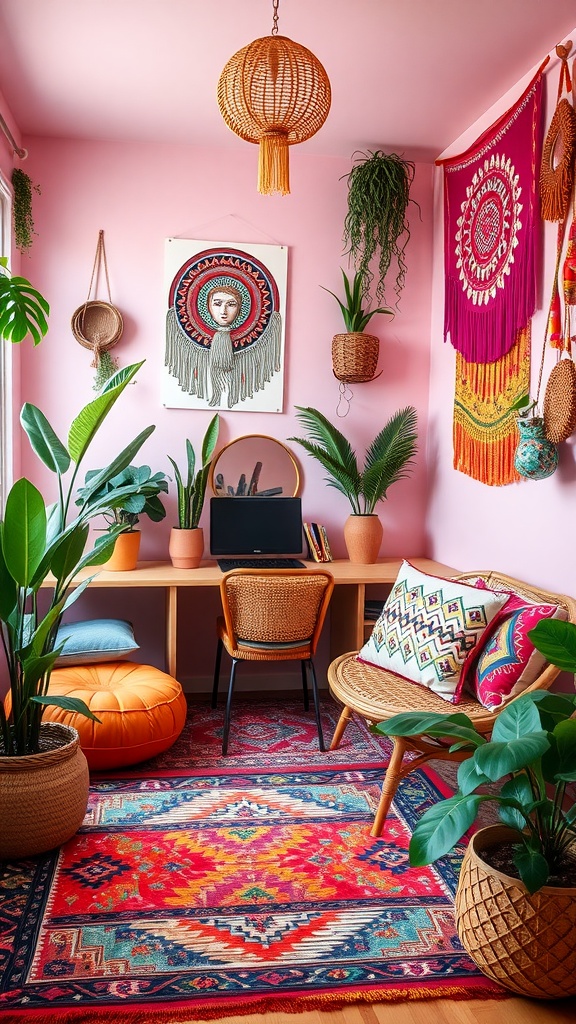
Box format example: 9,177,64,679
0,0,575,161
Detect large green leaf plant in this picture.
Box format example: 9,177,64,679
0,361,159,756
289,405,418,515
374,687,576,894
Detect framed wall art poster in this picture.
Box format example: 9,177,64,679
163,238,288,412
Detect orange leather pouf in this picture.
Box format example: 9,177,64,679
40,662,188,769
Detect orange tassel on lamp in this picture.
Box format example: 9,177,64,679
217,0,331,196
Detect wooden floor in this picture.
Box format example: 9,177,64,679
204,996,576,1023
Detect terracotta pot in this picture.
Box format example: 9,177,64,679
0,722,89,859
104,530,141,571
455,824,576,998
343,514,383,563
168,526,204,569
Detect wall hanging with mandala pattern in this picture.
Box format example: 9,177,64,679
163,238,287,412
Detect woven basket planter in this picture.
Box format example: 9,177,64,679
455,824,576,998
332,332,379,383
0,722,89,860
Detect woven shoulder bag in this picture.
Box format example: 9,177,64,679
543,356,576,442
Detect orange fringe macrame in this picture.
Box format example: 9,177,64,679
454,325,530,486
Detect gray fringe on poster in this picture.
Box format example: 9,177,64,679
165,306,282,409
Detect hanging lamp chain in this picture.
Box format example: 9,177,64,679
271,0,279,36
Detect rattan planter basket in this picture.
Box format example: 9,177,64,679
332,332,379,383
455,824,576,999
0,722,89,859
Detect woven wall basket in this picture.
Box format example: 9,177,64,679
71,299,124,352
455,824,576,998
543,356,576,442
0,722,89,859
332,332,379,383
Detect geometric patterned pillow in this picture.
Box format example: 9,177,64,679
357,560,510,704
473,594,566,710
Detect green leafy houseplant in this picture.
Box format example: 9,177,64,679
167,414,220,529
374,687,576,893
342,150,416,305
321,268,392,333
11,168,41,255
76,464,169,532
0,361,161,757
289,405,418,515
0,256,49,345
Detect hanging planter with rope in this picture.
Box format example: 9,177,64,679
71,230,123,388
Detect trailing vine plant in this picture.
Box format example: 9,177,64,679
342,150,416,306
11,167,41,255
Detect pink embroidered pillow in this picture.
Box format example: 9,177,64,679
472,592,566,710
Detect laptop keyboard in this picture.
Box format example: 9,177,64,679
217,558,306,571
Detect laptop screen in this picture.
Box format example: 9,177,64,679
209,496,304,558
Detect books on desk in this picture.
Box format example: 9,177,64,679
303,522,333,562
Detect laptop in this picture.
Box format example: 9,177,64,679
210,496,306,571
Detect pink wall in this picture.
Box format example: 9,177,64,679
428,34,576,598
13,136,433,682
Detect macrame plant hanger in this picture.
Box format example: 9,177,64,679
71,229,124,389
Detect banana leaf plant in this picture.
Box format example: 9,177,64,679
167,414,220,529
0,361,159,757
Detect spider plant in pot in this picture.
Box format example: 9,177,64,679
374,683,576,998
167,413,220,569
289,405,417,563
0,361,160,858
76,464,169,571
322,267,393,383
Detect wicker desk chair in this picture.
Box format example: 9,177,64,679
213,568,334,755
328,571,576,837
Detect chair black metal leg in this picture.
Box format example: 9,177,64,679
307,659,325,752
212,638,223,708
222,659,238,756
300,660,309,711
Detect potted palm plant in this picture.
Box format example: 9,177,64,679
289,405,417,563
167,413,220,568
0,360,162,858
374,682,576,998
322,268,392,383
76,464,169,570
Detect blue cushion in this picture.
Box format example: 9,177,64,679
54,619,139,666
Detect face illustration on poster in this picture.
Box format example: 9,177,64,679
163,240,288,413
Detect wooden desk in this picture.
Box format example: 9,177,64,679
47,557,458,677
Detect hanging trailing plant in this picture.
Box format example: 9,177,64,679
342,150,416,306
11,167,41,255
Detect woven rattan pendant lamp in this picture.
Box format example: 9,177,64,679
217,0,331,195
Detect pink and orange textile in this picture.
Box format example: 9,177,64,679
443,68,544,364
0,698,507,1023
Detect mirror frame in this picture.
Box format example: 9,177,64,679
209,434,301,497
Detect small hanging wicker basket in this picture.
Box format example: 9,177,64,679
71,300,123,352
332,332,379,383
71,230,123,366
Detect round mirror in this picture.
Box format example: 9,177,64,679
210,435,300,497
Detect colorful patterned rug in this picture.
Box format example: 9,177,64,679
0,697,507,1023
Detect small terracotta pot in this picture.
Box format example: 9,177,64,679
104,530,141,571
169,527,204,569
343,514,383,563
